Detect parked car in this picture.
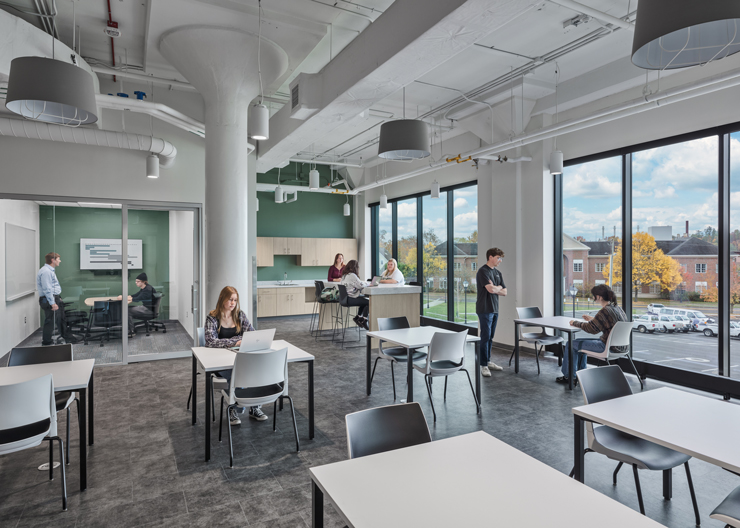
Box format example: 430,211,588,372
658,308,710,328
632,314,658,333
657,315,684,333
697,321,740,337
673,314,694,331
663,315,689,333
647,303,665,315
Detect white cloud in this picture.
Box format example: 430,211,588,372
454,211,478,234
397,201,416,218
653,186,676,199
564,157,621,199
454,198,468,209
633,136,718,191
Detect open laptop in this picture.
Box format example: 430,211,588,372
231,328,276,352
367,276,381,287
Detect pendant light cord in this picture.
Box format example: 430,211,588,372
554,63,560,150
258,0,263,105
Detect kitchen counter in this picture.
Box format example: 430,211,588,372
363,284,421,295
257,280,326,288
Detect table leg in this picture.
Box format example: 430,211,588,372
205,373,211,462
312,480,324,528
191,354,197,425
568,332,574,391
88,371,94,446
574,414,584,483
663,469,672,500
366,334,372,395
475,341,481,405
78,386,87,491
308,361,315,439
406,346,414,403
514,322,520,373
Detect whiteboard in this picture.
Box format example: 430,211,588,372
5,223,37,301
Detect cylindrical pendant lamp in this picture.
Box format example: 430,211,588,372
309,168,320,190
275,184,284,203
431,181,440,199
343,197,351,216
250,103,269,140
147,154,160,178
378,119,431,160
379,193,387,209
550,150,564,175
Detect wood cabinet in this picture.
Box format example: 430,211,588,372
257,290,276,317
331,238,357,264
256,237,274,267
274,288,306,316
273,237,302,255
300,238,335,266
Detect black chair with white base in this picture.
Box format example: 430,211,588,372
345,402,431,459
572,366,700,525
8,344,79,467
0,374,67,510
370,317,427,400
711,485,740,527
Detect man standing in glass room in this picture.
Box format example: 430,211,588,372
37,252,76,345
476,248,507,377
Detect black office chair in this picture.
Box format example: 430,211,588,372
371,317,427,399
132,293,166,336
571,366,701,524
334,284,363,348
345,403,431,459
8,344,80,468
85,300,123,346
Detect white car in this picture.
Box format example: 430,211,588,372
698,321,740,337
672,314,693,332
632,315,658,333
657,315,684,333
647,303,665,314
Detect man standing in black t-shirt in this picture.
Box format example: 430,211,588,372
476,248,507,377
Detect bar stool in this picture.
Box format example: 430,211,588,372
333,284,362,348
311,281,337,339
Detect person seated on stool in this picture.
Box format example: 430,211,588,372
379,258,404,285
204,286,267,426
327,253,345,282
557,283,629,385
119,272,155,336
341,260,370,330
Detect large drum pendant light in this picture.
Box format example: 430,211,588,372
6,57,98,126
632,0,740,69
378,119,431,160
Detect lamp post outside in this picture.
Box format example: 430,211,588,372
569,284,578,318
463,280,469,323
427,277,433,309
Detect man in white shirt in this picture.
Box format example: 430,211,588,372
37,252,75,345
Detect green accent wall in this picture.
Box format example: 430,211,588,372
257,164,353,280
39,206,171,319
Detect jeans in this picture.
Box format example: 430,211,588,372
477,312,499,367
346,295,369,318
561,338,605,377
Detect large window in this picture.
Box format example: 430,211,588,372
378,203,393,272
423,192,448,320
453,185,478,324
397,198,417,283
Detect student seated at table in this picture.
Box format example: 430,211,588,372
557,284,628,385
341,260,370,330
379,258,404,285
118,272,155,336
327,253,345,282
204,286,267,425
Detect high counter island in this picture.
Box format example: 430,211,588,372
362,284,421,346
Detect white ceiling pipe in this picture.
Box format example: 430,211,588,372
96,94,208,138
478,155,532,163
289,158,363,168
92,66,197,92
547,0,634,31
0,116,178,167
256,182,343,194
351,64,740,194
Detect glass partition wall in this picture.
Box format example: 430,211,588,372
0,197,200,367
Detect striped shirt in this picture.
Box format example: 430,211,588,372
571,304,629,353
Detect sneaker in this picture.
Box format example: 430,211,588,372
249,407,268,421
360,318,369,331
556,376,578,386
487,361,503,371
481,366,492,377
229,408,241,425
353,315,362,326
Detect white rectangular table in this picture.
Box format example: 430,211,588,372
0,358,95,492
573,387,740,486
309,431,664,528
191,340,315,461
514,316,581,389
365,327,481,404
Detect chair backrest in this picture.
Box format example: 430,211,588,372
197,327,205,347
516,306,546,338
9,344,73,366
377,317,410,332
426,330,468,366
314,281,323,300
92,300,122,327
576,365,632,405
151,293,163,317
345,402,431,459
0,374,56,450
230,347,288,393
337,284,349,305
408,281,421,287
604,321,632,353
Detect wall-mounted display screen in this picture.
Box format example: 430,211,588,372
80,238,143,270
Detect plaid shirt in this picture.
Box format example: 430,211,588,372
204,311,254,348
571,304,629,353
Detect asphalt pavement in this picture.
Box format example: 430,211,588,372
632,329,739,376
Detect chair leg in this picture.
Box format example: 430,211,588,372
49,438,54,480
684,462,701,527
632,465,645,515
508,348,515,366
226,405,234,468
370,357,380,386
66,407,70,465
273,400,278,432
390,361,396,400
535,344,541,375
285,395,301,452
186,372,200,410
613,461,623,485
51,437,67,511
210,376,216,422
627,355,644,390
444,376,448,401
218,396,224,442
461,368,480,414
424,376,436,423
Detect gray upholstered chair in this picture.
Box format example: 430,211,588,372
345,402,431,459
573,366,700,524
711,485,740,527
370,317,427,400
508,306,564,374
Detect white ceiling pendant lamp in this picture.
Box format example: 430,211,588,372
378,87,430,161
309,163,320,190
275,165,284,203
550,64,563,176
632,0,740,70
379,182,388,209
256,197,260,211
431,180,440,199
250,0,269,140
343,196,350,216
146,154,160,178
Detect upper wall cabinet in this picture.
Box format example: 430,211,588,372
273,237,302,255
257,237,356,267
300,238,334,266
256,237,274,267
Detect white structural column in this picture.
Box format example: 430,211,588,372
160,27,288,313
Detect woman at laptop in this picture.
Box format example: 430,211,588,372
379,258,404,285
341,260,370,330
205,286,268,425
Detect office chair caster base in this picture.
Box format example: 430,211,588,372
38,462,61,471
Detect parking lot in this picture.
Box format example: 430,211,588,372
632,330,740,376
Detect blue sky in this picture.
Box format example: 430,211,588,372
563,135,740,241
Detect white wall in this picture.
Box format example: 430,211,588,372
168,210,195,339
0,200,40,358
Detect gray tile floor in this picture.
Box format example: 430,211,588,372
1,315,738,527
